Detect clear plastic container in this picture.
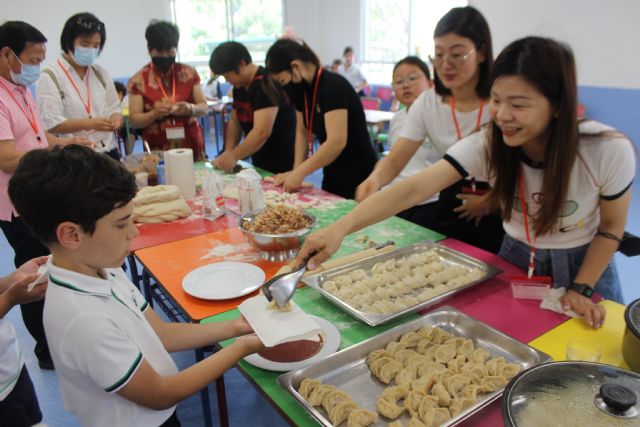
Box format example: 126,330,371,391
203,168,225,220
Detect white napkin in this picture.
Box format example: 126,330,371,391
238,295,323,347
539,287,580,318
27,264,49,292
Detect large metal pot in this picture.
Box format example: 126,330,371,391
502,361,640,426
623,298,640,373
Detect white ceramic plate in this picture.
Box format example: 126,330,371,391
182,262,265,300
244,316,341,371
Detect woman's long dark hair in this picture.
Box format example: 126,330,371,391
433,6,493,99
265,38,321,73
487,37,579,236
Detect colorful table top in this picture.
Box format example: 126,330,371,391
206,239,571,427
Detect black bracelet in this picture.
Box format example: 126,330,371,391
595,229,622,244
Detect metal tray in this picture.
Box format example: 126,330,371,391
278,306,551,427
302,241,502,326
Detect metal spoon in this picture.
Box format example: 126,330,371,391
261,251,317,307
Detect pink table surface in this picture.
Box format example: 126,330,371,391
432,239,570,426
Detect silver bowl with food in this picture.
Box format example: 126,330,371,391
239,206,316,261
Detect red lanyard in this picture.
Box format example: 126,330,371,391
449,97,484,141
153,65,176,104
519,165,538,278
0,79,43,145
58,59,92,117
303,67,323,156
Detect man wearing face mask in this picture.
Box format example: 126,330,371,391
0,21,93,371
36,13,123,160
128,20,207,160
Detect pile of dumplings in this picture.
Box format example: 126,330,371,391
321,250,485,315
369,326,521,426
298,378,378,426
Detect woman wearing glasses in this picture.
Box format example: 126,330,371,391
356,6,504,253
36,13,123,160
297,37,634,329
128,21,207,160
381,56,438,226
264,37,377,199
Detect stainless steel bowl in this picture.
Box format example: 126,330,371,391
238,210,316,261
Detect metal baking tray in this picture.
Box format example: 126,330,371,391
302,241,502,326
278,306,551,427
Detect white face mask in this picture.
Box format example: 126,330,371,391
73,46,99,66
9,50,41,86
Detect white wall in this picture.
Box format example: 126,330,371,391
284,0,362,66
470,0,640,89
5,0,173,78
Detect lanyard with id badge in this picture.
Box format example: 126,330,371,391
450,97,487,196
155,67,186,141
510,165,553,299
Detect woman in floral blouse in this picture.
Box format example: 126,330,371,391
128,20,207,160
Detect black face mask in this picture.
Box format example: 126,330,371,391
152,56,176,73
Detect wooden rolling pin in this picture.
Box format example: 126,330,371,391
276,241,396,277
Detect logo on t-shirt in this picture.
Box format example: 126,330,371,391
234,100,254,124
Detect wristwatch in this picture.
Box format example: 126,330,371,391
568,282,594,298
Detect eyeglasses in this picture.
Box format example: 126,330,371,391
76,17,104,32
428,48,476,67
392,73,426,87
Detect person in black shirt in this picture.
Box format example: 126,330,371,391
209,41,295,173
264,38,377,199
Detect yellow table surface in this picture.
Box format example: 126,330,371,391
528,300,629,368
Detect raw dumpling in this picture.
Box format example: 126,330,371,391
378,360,403,384
457,339,475,358
406,416,428,427
376,386,408,419
434,343,457,364
405,354,429,371
471,347,491,364
307,384,336,406
485,356,506,376
372,262,386,275
410,373,438,394
417,361,447,378
367,349,392,367
400,332,424,348
369,356,394,377
403,390,426,417
431,381,451,406
445,373,471,397
347,408,378,427
478,375,508,393
329,399,359,425
322,280,339,294
321,389,351,414
298,378,321,400
394,349,420,365
386,341,408,356
395,367,418,388
334,275,353,287
350,269,367,281
502,362,521,380
417,394,439,421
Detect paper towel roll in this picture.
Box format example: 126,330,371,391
164,148,196,199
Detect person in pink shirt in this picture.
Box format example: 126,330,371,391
0,21,92,371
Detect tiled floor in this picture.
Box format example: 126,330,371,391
1,132,638,426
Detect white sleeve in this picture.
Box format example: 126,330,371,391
444,130,490,180
61,314,143,393
597,136,636,199
35,69,67,131
398,90,431,142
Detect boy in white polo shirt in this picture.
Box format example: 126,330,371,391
0,256,47,426
8,145,265,427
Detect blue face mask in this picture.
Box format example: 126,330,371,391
9,50,41,86
73,46,99,67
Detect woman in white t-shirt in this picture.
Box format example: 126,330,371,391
356,6,504,253
36,13,122,160
383,56,439,226
297,37,635,328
